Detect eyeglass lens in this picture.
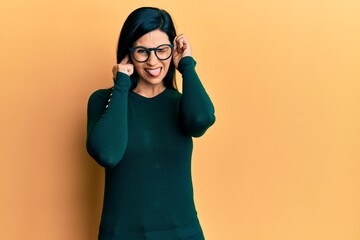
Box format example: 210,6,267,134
132,44,172,62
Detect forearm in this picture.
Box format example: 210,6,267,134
179,57,216,137
86,73,131,168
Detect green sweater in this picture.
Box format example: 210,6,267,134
86,57,215,240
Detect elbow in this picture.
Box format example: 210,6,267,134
86,140,122,168
184,114,216,137
94,153,121,169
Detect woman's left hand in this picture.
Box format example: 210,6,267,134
173,34,192,69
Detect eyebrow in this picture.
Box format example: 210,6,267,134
132,43,172,48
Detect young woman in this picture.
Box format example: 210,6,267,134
86,7,215,240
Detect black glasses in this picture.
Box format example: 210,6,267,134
129,44,174,63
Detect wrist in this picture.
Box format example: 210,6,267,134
178,56,196,74
114,72,132,90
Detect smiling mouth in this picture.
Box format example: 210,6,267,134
145,67,162,77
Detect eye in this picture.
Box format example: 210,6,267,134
136,48,147,54
157,45,171,53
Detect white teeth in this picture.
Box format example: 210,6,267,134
146,68,161,76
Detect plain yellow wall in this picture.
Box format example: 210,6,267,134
1,0,360,239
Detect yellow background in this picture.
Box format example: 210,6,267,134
1,0,360,239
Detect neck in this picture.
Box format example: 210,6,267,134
133,82,166,98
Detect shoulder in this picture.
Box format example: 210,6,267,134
87,88,113,110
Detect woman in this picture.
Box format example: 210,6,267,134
86,7,215,240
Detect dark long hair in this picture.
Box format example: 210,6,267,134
117,7,177,90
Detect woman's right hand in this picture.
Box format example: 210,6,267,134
112,55,134,80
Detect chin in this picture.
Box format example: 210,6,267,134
148,77,165,86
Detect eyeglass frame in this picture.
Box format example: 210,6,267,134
129,44,174,63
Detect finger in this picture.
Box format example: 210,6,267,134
178,41,185,51
174,39,182,50
173,39,177,50
174,35,182,46
176,33,184,40
175,36,183,48
179,38,188,50
178,40,183,50
120,54,130,64
172,40,177,50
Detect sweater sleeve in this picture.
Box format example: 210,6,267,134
178,56,216,137
86,72,131,168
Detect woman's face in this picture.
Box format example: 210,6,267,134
131,29,172,88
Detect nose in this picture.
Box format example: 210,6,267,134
147,50,158,65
